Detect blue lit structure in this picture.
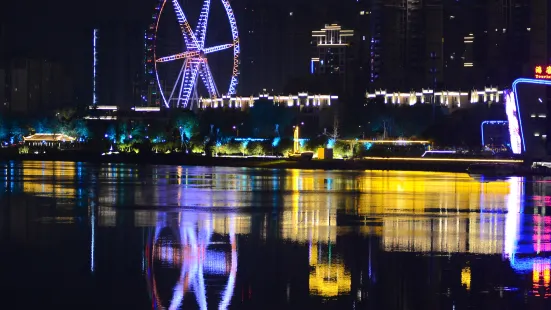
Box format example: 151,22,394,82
506,78,551,156
153,0,240,109
480,120,508,147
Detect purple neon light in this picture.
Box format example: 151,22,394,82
147,213,238,309
505,90,522,154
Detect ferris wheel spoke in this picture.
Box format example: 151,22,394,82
157,51,201,63
195,0,211,50
201,61,218,98
200,60,219,98
204,44,233,54
171,0,199,50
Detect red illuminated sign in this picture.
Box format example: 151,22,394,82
535,65,551,79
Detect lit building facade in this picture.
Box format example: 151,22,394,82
311,24,354,92
366,87,503,110
311,24,354,75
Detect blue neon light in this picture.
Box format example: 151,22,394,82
480,120,508,147
511,78,551,153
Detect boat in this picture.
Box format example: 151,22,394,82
287,151,314,161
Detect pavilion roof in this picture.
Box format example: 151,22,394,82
23,133,76,142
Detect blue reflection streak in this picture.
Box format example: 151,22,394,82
90,202,95,273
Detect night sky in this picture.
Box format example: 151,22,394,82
1,0,361,99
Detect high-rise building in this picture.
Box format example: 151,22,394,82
0,68,5,108
364,0,538,91
485,0,530,86
96,23,143,109
238,0,311,94
0,23,5,106
530,0,551,67
8,59,72,114
365,0,444,91
441,0,486,89
311,24,355,93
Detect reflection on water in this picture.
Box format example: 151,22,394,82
146,212,237,310
0,161,551,309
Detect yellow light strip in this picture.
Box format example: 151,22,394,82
342,140,430,144
362,157,523,163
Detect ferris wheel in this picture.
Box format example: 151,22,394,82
150,0,240,109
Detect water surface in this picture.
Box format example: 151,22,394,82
0,161,550,309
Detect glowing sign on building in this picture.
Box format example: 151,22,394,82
504,90,523,154
535,65,551,80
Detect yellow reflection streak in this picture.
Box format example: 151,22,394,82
309,243,351,297
21,161,77,197
461,266,471,291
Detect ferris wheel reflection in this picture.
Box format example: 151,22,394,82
146,212,238,310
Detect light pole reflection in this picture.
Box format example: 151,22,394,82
146,212,238,309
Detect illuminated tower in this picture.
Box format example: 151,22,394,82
93,29,98,106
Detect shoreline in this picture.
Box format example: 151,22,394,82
0,152,498,173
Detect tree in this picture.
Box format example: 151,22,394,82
324,114,340,142
33,117,52,134
130,122,146,142
0,116,8,142
172,111,199,150
9,120,23,143
105,124,116,142
73,119,90,140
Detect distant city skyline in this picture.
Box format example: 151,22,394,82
1,0,550,110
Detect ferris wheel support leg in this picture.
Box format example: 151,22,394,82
167,61,187,106
190,80,199,110
180,62,200,108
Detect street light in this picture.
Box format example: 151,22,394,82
233,125,239,137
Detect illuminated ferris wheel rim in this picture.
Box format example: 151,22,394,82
152,0,240,109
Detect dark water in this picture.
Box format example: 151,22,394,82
0,161,550,309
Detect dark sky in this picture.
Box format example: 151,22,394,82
2,0,358,55
1,0,361,98
3,0,151,57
